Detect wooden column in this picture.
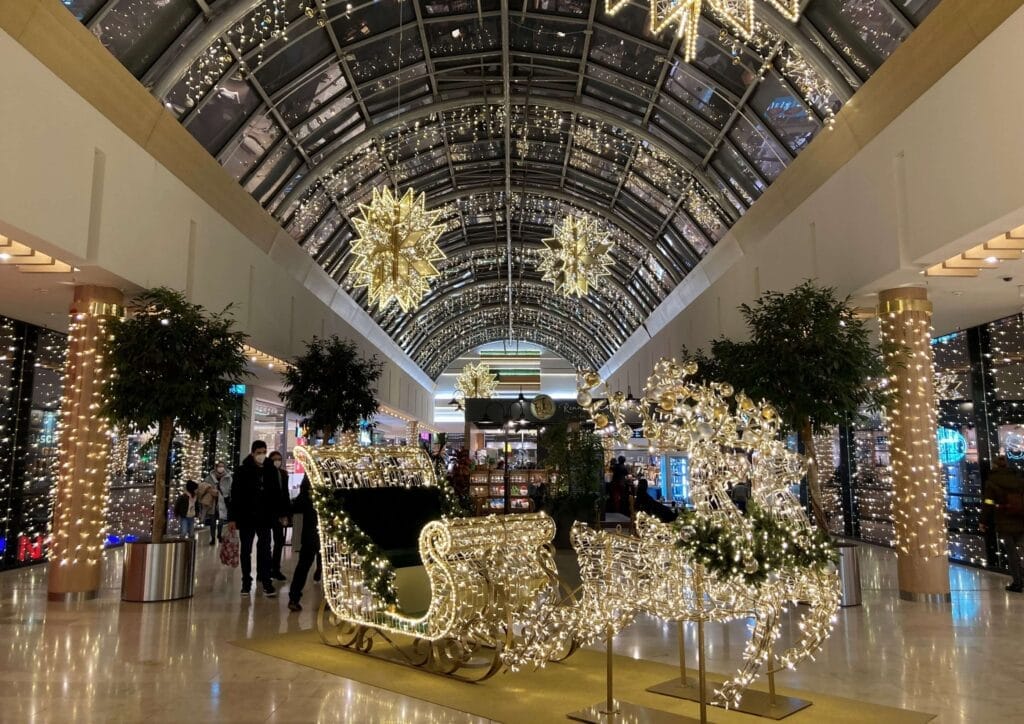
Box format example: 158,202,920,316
48,286,123,601
878,287,950,602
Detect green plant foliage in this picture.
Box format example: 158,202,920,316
689,281,890,433
103,288,250,435
675,502,838,586
310,472,465,608
310,484,398,606
280,335,382,437
541,422,605,518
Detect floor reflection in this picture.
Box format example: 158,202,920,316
0,540,1018,722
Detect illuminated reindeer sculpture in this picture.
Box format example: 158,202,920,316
573,359,840,709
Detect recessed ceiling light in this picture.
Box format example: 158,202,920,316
985,256,998,263
0,253,10,260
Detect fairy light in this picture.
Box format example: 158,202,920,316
576,359,839,708
296,441,579,675
878,294,948,560
49,299,122,576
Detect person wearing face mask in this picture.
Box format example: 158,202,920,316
227,441,284,597
202,461,232,546
267,451,292,582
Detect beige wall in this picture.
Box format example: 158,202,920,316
605,2,1024,391
0,25,434,423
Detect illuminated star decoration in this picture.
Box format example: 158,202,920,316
349,187,446,313
538,216,614,298
604,0,802,61
454,362,499,406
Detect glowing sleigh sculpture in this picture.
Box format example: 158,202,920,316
293,444,579,681
573,360,840,710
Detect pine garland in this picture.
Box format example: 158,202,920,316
311,473,466,608
311,484,399,606
675,502,837,586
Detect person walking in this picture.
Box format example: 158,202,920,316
227,441,287,597
174,480,199,537
983,455,1024,593
202,462,231,546
196,473,221,546
268,450,292,582
287,476,321,612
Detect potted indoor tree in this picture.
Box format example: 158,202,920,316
688,281,889,531
279,335,382,442
540,422,606,548
103,287,249,601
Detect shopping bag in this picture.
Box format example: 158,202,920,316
219,530,240,568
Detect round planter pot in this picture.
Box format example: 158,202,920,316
121,538,196,602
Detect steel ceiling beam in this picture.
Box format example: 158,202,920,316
404,301,617,361
279,95,738,223
419,322,601,377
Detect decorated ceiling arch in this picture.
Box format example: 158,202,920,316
69,0,939,378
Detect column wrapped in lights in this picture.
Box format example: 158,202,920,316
47,286,124,601
180,432,205,483
877,288,950,602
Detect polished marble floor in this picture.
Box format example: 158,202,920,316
0,537,1020,723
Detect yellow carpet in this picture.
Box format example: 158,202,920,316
231,630,935,723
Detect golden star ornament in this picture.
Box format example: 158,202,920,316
538,216,614,298
455,362,499,401
605,0,802,61
350,187,446,313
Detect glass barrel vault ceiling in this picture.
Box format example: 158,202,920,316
68,0,939,378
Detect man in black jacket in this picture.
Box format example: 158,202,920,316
227,441,286,597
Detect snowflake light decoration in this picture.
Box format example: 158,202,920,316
350,187,446,313
455,362,499,403
538,216,614,298
605,0,802,61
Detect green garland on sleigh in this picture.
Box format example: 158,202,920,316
674,502,837,586
311,472,467,609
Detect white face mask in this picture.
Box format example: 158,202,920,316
272,459,282,468
254,453,267,464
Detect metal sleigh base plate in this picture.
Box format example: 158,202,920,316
646,678,811,720
567,699,705,724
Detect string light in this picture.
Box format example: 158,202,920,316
576,359,840,708
49,300,121,574
878,296,948,560
295,442,578,677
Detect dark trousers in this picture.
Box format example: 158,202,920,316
239,526,272,586
1006,531,1024,586
271,522,285,575
289,545,321,603
207,516,223,545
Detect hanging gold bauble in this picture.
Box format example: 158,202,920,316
349,186,446,313
454,361,499,401
538,216,614,298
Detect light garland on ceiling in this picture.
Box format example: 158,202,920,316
349,187,446,314
538,216,614,298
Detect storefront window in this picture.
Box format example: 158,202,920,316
252,398,287,456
